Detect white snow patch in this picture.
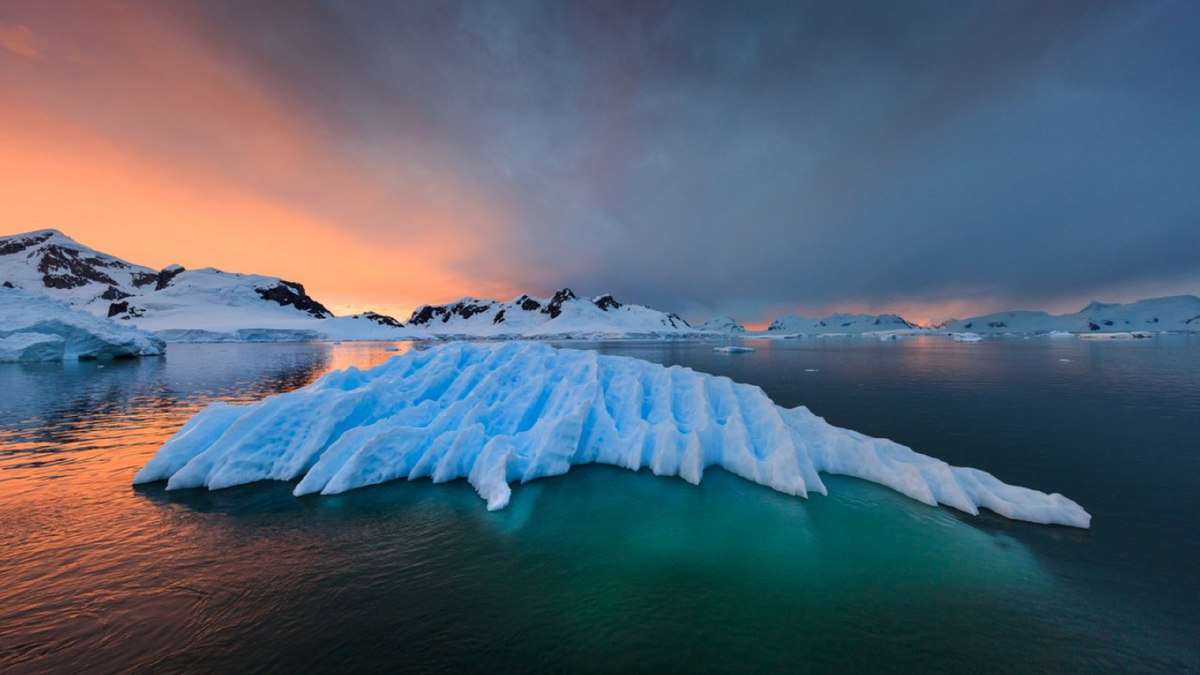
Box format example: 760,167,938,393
134,342,1091,528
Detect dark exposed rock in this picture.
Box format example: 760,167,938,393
358,311,403,328
131,272,159,288
493,309,506,324
841,322,851,327
666,313,690,329
0,231,55,256
154,266,185,290
253,281,333,319
106,301,143,318
2,281,13,288
518,296,541,311
42,274,91,290
963,322,974,329
408,300,494,326
449,301,493,321
593,294,622,311
408,306,441,326
987,321,1007,328
101,285,131,301
1088,322,1100,331
36,244,126,290
543,288,578,319
1102,320,1113,326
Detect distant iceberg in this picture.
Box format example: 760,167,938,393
0,287,165,360
134,342,1090,528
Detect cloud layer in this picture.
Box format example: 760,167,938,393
1,0,1197,322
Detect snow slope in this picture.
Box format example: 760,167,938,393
948,296,1200,334
406,288,692,338
766,313,915,335
0,229,162,309
135,342,1090,528
696,316,746,333
0,229,420,341
0,287,165,360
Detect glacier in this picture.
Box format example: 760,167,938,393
134,342,1091,528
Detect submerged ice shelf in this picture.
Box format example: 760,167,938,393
134,342,1091,528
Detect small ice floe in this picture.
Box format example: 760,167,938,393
1058,358,1073,363
713,345,755,354
953,332,983,342
1048,331,1075,339
1078,332,1135,340
804,368,819,372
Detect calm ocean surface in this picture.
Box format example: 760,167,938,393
1,337,1197,673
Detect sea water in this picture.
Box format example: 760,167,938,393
1,337,1196,673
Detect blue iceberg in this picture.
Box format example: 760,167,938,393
134,342,1090,528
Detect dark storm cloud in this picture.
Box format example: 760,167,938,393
189,0,1200,318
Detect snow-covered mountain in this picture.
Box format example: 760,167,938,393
0,229,335,327
766,313,916,335
0,229,414,341
406,288,693,338
947,295,1200,334
696,316,746,333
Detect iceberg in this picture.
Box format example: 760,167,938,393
713,345,754,353
134,342,1090,528
0,332,66,362
0,287,165,360
953,332,983,342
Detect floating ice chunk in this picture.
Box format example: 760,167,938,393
0,333,65,362
1058,358,1073,363
953,333,983,342
1048,330,1075,339
0,287,164,360
713,346,754,353
1078,332,1134,340
134,342,1091,528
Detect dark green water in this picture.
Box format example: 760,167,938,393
1,337,1197,673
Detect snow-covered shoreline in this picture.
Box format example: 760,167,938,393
3,229,1197,344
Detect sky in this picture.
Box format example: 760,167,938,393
1,0,1197,326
